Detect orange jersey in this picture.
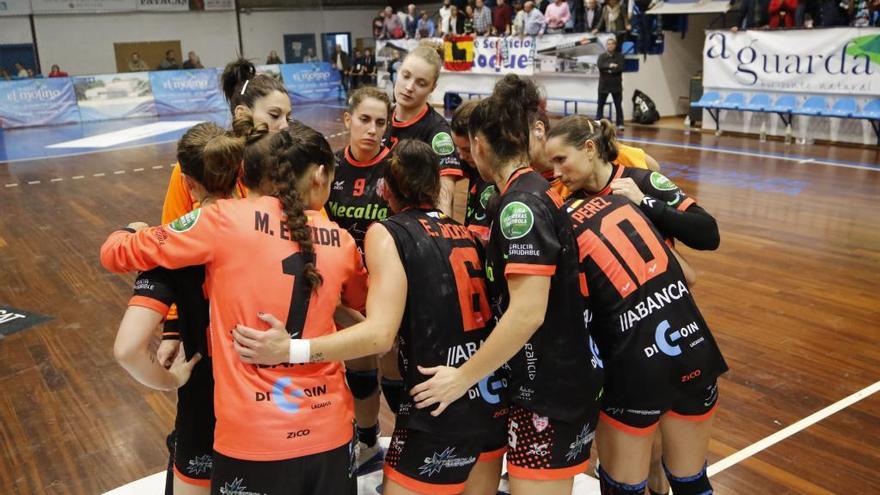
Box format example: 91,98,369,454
102,196,367,461
614,144,650,170
540,169,571,199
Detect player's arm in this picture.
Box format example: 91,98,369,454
438,176,460,218
436,127,465,218
670,246,697,286
644,153,661,172
114,306,200,391
100,205,222,273
232,223,404,365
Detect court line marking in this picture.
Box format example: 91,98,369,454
619,136,880,172
0,139,182,165
50,178,63,182
707,379,880,476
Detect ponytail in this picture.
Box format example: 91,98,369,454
177,122,242,199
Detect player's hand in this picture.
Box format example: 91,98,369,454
127,221,149,231
157,339,181,369
169,351,201,388
233,313,290,365
410,365,468,417
610,178,646,205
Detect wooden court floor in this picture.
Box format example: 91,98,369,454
0,111,878,494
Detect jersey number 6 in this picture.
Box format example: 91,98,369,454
449,246,491,332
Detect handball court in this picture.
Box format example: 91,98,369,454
0,104,878,494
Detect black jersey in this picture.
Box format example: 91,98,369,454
130,265,209,359
565,192,728,406
485,168,602,422
382,208,506,437
326,146,392,251
463,163,497,244
383,104,463,178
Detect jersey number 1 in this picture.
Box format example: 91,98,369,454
449,247,491,332
577,207,669,298
281,252,313,338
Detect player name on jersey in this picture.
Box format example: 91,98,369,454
254,211,342,247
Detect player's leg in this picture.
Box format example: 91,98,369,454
462,446,504,495
657,383,718,495
646,434,669,495
345,356,383,471
595,413,655,494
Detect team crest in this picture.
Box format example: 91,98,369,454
499,201,534,240
532,413,549,432
168,208,201,233
432,132,455,156
649,172,678,191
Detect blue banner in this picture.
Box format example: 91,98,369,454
149,69,226,116
280,62,341,103
0,78,80,129
73,72,157,122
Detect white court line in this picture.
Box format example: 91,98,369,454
133,168,144,172
152,165,164,170
113,170,126,175
4,183,18,188
620,137,880,173
46,121,201,149
27,180,40,185
708,380,880,476
93,173,105,177
72,175,85,180
50,178,63,182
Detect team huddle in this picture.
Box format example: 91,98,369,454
100,43,727,495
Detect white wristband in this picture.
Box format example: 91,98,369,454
289,339,311,364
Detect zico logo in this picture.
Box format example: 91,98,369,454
643,320,700,358
256,377,327,413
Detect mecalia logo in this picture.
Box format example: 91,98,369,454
705,31,875,86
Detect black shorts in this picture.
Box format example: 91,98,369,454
384,426,506,495
506,405,596,481
211,441,356,495
600,381,719,435
172,356,215,487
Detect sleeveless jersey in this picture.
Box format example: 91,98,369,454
463,164,497,244
382,208,506,437
484,168,602,422
383,104,463,178
326,146,393,252
565,192,728,406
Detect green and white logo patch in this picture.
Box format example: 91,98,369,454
432,132,455,156
499,201,534,240
168,208,201,233
479,185,496,209
650,172,677,191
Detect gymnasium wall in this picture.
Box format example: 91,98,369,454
0,16,33,45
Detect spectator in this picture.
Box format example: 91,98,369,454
48,64,68,77
158,50,179,70
387,50,402,85
331,44,351,91
513,1,528,34
128,52,149,72
404,4,419,37
266,50,283,64
373,9,385,38
545,0,572,32
445,5,467,34
849,0,872,25
594,0,630,33
524,1,548,34
14,63,28,78
362,47,377,86
493,0,515,34
303,48,318,62
349,49,364,90
439,0,453,34
182,51,204,69
464,5,476,33
732,0,771,29
383,6,406,39
473,0,493,35
0,68,10,81
417,10,437,37
583,0,604,31
768,0,799,26
597,37,625,130
870,0,880,25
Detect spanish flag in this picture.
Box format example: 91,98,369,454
444,35,475,71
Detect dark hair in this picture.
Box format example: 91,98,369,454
348,86,392,117
546,116,618,162
177,122,243,198
468,75,541,163
236,115,335,290
384,139,440,209
221,58,288,117
450,100,480,136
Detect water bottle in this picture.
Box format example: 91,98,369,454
759,121,767,142
784,124,792,145
683,115,691,136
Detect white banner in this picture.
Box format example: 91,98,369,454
0,0,32,16
30,0,136,13
702,27,880,95
136,0,188,11
471,36,535,75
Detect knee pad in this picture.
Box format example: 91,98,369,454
346,369,379,400
598,465,648,495
380,378,405,414
663,461,712,495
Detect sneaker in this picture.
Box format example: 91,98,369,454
354,440,384,476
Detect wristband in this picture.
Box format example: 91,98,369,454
289,339,311,364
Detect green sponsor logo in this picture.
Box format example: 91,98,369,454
650,172,677,191
479,185,496,209
432,132,455,156
168,209,201,233
846,34,880,65
499,201,534,240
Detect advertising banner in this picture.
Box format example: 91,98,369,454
0,78,80,129
136,0,188,11
73,72,156,122
280,62,341,103
30,0,136,14
0,0,33,16
149,68,225,115
702,27,880,95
